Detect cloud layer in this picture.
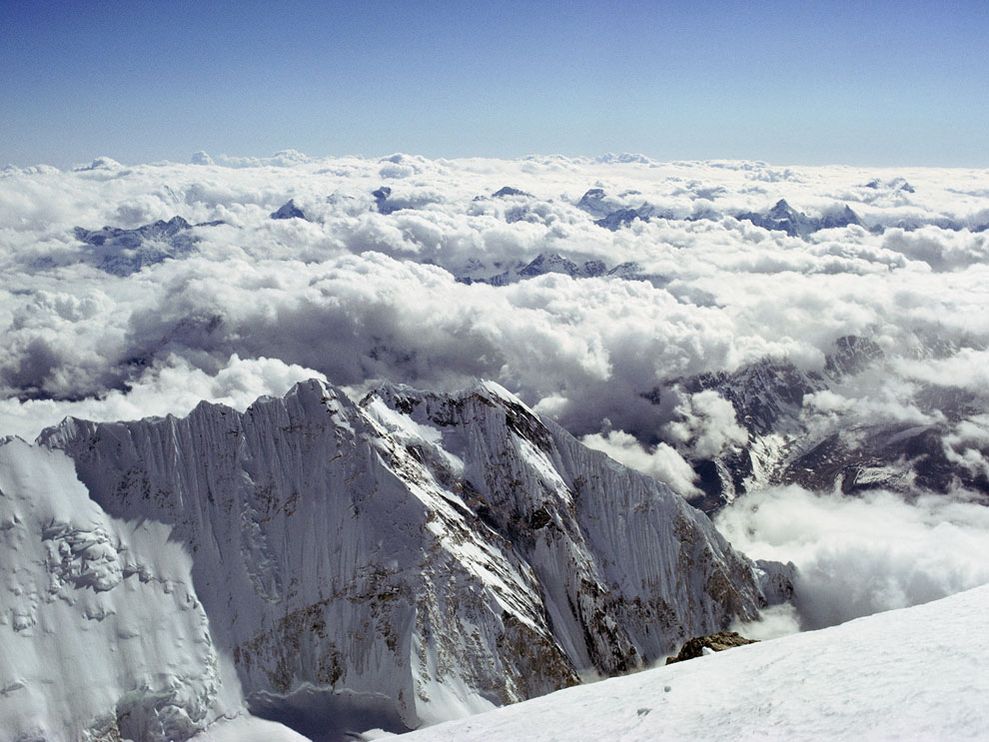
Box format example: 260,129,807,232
1,153,987,481
717,485,989,630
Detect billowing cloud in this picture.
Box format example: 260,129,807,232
581,430,700,497
943,414,989,480
1,154,988,487
0,354,325,440
4,153,988,640
665,390,748,459
716,485,989,630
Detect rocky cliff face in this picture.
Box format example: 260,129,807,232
366,382,769,675
37,379,783,736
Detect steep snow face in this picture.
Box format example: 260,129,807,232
39,381,579,732
367,382,770,675
0,439,221,742
40,379,774,733
401,583,989,742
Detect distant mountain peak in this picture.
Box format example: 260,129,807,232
72,215,200,275
492,186,532,198
769,198,795,217
270,199,307,220
73,156,123,172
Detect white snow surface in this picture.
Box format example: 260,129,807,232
401,584,989,742
192,714,309,742
0,439,228,741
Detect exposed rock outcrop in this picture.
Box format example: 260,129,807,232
665,631,757,664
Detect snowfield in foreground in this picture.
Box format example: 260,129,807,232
399,584,989,742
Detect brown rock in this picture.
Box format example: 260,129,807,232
665,631,757,664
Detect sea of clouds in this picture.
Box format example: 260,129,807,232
2,150,988,627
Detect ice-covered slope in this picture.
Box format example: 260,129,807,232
38,379,782,735
401,583,989,741
0,438,222,742
365,382,780,672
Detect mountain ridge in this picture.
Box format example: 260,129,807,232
25,377,788,738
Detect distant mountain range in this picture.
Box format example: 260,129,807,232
665,335,989,512
65,184,987,280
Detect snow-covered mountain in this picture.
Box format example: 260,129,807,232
575,187,666,229
655,335,989,512
14,379,787,739
573,187,985,236
270,200,308,220
399,583,989,742
734,199,864,237
71,216,225,275
455,252,613,285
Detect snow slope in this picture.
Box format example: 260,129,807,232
0,439,223,741
400,583,989,741
192,715,311,742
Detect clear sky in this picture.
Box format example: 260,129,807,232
2,0,988,167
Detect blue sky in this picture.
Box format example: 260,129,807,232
2,0,987,167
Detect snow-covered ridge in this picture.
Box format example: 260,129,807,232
400,583,989,741
32,378,786,737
